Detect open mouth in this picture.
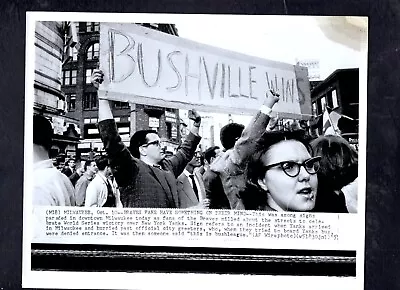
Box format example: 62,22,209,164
297,188,314,199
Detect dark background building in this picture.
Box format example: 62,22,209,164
310,68,359,145
62,22,181,159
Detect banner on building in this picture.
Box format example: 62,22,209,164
99,23,312,119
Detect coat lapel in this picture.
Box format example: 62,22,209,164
194,170,206,201
148,164,177,207
165,170,179,207
180,175,198,203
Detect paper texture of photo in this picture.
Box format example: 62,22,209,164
23,12,368,290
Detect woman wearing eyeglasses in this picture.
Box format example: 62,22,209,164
244,130,320,211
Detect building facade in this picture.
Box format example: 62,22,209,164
310,68,359,145
34,21,81,161
62,22,181,159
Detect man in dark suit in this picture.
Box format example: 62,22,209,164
92,70,201,208
61,158,75,177
177,151,210,209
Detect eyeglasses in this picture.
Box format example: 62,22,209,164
264,156,321,178
142,140,161,147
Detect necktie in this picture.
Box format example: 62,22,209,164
103,179,116,207
189,174,199,200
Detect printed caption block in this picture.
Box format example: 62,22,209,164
33,207,347,249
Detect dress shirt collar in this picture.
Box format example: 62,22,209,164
183,169,194,178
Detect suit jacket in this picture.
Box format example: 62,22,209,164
69,171,81,186
177,169,206,208
204,110,272,210
84,172,122,207
74,173,93,206
62,167,73,177
97,119,201,208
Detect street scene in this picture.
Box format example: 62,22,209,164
31,18,363,213
24,14,368,289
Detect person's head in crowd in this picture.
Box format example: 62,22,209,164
185,150,203,174
33,114,53,162
246,129,320,211
337,117,358,136
204,146,220,165
65,158,76,169
95,155,112,177
74,160,86,175
220,123,245,150
84,159,98,177
129,129,164,165
310,135,358,191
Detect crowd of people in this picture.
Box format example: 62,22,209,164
32,69,358,213
33,115,122,207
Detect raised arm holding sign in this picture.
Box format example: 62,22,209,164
93,69,202,208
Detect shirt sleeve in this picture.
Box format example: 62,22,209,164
229,110,271,168
162,132,201,178
84,181,98,207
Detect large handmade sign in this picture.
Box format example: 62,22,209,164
99,23,312,119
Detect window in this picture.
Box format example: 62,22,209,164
332,90,339,109
85,68,95,84
68,47,78,61
86,42,99,60
320,97,326,111
67,94,76,111
83,92,98,110
114,101,129,109
75,22,80,33
86,22,100,32
62,69,77,85
312,103,317,115
166,122,172,139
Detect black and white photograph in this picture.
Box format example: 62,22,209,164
23,12,367,290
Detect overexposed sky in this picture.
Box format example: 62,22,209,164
171,15,366,148
174,15,362,80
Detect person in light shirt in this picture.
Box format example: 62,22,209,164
32,114,75,206
85,156,122,207
177,151,210,209
74,159,98,206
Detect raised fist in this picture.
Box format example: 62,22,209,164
264,89,280,108
91,69,104,89
188,109,201,124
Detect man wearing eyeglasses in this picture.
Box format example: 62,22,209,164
177,151,210,209
91,70,202,208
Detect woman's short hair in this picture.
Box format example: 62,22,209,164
247,129,312,187
310,135,358,190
